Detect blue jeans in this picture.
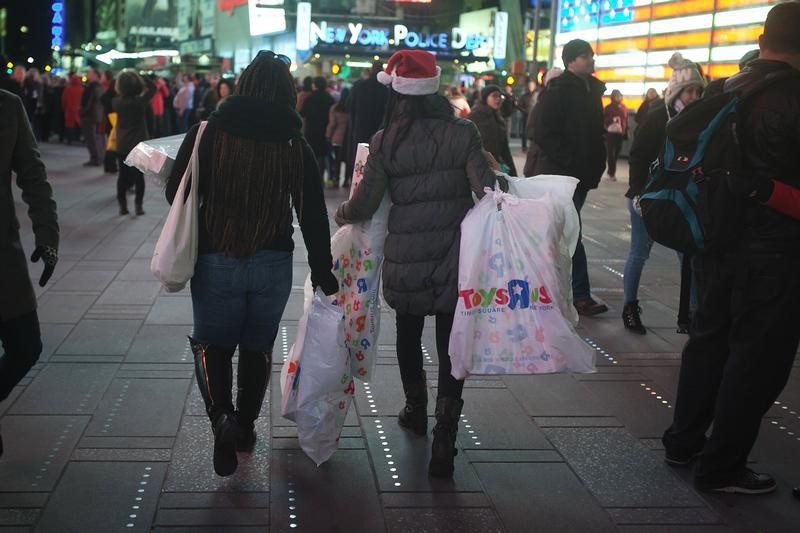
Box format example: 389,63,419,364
190,251,293,352
572,187,591,301
623,198,654,304
623,198,698,312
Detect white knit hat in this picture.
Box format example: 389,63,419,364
664,52,707,107
376,50,441,96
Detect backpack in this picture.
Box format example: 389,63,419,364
639,69,800,255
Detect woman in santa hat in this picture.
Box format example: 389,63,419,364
335,50,499,478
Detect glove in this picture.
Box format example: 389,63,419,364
30,245,58,287
312,270,340,297
334,204,348,227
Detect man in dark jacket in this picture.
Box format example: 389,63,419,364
534,39,607,316
468,85,518,175
300,76,335,179
347,62,388,179
662,1,800,495
0,89,59,456
79,67,105,166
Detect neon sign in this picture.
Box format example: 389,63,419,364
308,22,491,52
51,1,64,50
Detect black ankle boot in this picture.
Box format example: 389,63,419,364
189,337,239,476
119,200,129,216
398,370,428,436
622,300,646,335
234,347,272,452
135,203,145,216
429,396,464,478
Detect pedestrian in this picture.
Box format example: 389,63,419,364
150,75,170,138
300,76,335,179
48,75,65,143
467,85,518,175
100,70,118,173
296,76,313,113
334,50,498,478
79,67,105,166
501,84,516,138
347,61,389,181
603,89,628,181
112,69,155,216
534,39,608,317
165,50,338,477
518,78,538,151
61,73,83,144
325,87,349,187
447,86,470,118
662,1,800,495
173,74,195,133
635,88,660,126
622,53,706,335
523,68,562,176
10,65,25,96
22,68,42,138
0,88,59,457
213,77,234,110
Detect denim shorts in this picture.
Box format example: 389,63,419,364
190,250,292,352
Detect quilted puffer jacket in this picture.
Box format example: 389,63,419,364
336,109,497,315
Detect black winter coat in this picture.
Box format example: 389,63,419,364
725,59,800,251
626,98,668,199
533,70,606,190
112,82,156,157
300,89,335,157
468,103,518,175
348,76,388,145
336,106,497,315
166,96,334,287
0,90,59,320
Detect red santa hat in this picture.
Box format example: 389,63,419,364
376,50,442,96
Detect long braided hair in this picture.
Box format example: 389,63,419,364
205,55,304,256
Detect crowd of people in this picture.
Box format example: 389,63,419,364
1,1,799,498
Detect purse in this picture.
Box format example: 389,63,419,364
150,121,207,292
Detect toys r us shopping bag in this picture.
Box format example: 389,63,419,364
448,189,595,378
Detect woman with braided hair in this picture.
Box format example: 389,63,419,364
166,51,338,477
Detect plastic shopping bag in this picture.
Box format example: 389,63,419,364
330,143,390,382
280,290,354,466
505,174,582,324
150,122,206,292
125,134,185,186
449,189,595,378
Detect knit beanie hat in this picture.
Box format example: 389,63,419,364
664,52,707,107
481,85,502,103
562,39,594,66
738,49,759,70
376,50,441,96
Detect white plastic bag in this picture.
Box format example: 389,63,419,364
150,123,206,292
505,174,582,324
280,290,354,466
449,189,595,378
330,143,390,382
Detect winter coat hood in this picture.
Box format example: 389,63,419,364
209,95,302,142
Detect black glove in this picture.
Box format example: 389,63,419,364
30,245,58,287
312,270,340,296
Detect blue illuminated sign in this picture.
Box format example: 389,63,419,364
51,1,64,49
308,21,491,53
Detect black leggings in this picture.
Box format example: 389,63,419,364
395,312,463,399
0,310,42,402
117,154,145,206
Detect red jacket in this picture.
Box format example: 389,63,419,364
61,75,84,128
150,78,169,116
603,101,628,136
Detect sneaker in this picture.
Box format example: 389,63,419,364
622,300,646,335
574,297,609,317
696,469,777,495
664,450,699,467
676,322,690,334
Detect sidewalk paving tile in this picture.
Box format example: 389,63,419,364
457,388,552,450
56,319,141,355
34,462,166,533
8,363,117,415
384,508,503,533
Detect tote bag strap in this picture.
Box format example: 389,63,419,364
177,121,208,204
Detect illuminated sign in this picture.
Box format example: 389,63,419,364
51,1,64,50
306,21,491,52
249,0,286,36
296,2,311,52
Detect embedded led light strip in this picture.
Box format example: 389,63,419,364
421,344,434,365
281,326,289,363
461,414,482,447
374,419,402,487
180,340,190,363
103,380,131,434
32,418,77,488
639,382,673,408
584,337,619,365
287,453,299,528
603,265,625,279
363,382,378,414
126,466,153,528
769,401,800,442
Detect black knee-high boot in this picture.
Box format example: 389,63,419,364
398,369,428,436
234,346,272,452
189,336,240,476
429,396,464,478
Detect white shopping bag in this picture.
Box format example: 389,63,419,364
449,189,595,378
331,143,389,382
280,290,354,466
150,122,206,292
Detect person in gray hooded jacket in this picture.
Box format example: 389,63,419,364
335,50,497,478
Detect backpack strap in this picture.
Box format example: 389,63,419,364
724,67,800,101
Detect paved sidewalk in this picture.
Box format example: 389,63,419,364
1,142,799,532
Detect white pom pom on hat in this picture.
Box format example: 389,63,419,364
376,50,442,96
